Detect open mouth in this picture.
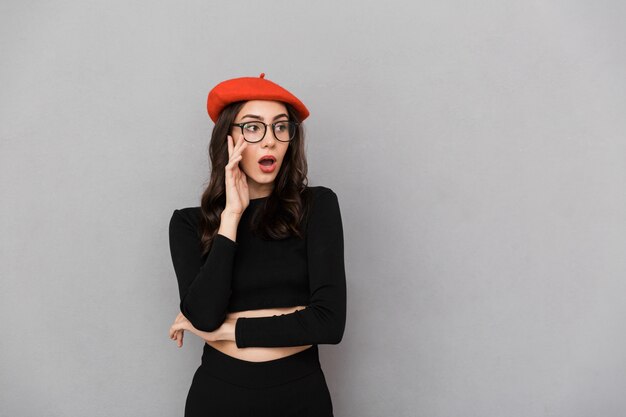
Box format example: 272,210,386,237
258,155,277,172
258,156,276,166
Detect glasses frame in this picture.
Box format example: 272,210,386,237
231,120,300,143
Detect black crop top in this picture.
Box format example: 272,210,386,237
168,186,346,348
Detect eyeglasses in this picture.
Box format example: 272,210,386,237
231,120,299,143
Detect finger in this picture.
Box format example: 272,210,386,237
170,322,181,337
233,139,247,159
225,155,243,171
228,153,243,165
236,171,247,193
228,137,245,162
234,135,247,152
227,135,233,157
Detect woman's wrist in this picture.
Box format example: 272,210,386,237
218,212,241,242
218,319,237,342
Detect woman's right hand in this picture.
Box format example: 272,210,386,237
224,134,249,216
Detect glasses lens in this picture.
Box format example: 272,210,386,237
274,121,296,141
242,122,265,142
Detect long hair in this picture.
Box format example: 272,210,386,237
198,101,313,256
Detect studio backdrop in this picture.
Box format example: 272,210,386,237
1,1,625,416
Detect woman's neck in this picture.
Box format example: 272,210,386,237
248,184,274,200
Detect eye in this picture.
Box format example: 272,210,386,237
274,121,289,131
244,123,260,132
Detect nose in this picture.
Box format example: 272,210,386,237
261,127,276,147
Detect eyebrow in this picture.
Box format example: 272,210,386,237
240,113,289,121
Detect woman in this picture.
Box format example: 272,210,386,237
167,73,347,416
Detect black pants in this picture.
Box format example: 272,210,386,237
184,343,334,417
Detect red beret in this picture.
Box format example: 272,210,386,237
207,73,310,123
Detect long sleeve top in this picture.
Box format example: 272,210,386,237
168,185,346,348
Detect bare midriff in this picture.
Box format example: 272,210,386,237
206,305,313,362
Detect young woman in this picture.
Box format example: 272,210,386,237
167,73,347,416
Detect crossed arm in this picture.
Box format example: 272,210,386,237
169,312,236,347
167,188,346,348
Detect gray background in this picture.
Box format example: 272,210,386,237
1,1,625,416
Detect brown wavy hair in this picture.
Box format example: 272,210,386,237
198,100,313,256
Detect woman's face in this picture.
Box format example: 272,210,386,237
230,100,291,195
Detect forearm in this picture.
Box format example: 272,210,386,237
234,303,345,347
196,318,236,343
218,318,237,342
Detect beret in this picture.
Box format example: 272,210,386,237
207,72,309,123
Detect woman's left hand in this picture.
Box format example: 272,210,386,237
169,312,188,347
169,312,235,347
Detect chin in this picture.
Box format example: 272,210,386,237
253,177,275,184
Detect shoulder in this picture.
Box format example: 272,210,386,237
303,186,343,233
304,185,341,215
169,206,202,232
306,185,338,200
